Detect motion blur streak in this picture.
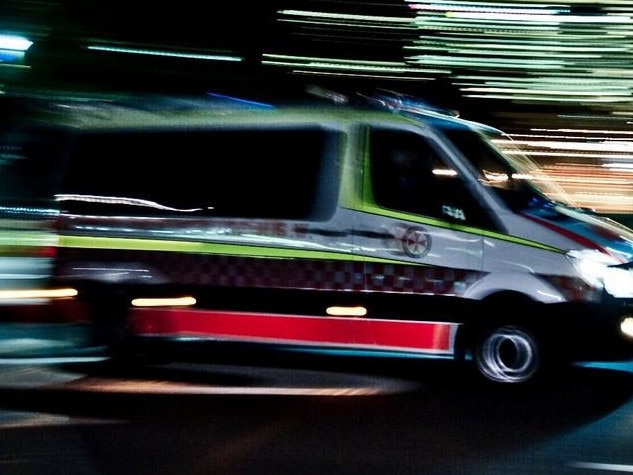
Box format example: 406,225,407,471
131,296,196,307
568,461,633,472
0,288,77,301
53,379,415,396
258,2,633,215
496,130,633,212
403,1,633,105
269,2,633,107
87,45,244,62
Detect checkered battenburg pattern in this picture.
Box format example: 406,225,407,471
56,248,485,295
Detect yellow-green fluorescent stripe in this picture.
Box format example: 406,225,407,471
58,234,406,265
356,205,564,254
0,231,57,245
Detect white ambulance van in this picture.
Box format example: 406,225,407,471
3,91,633,384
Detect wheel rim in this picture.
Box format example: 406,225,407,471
475,326,539,384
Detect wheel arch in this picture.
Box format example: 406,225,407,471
463,271,567,304
455,289,570,385
455,290,542,357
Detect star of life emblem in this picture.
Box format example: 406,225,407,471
399,226,432,258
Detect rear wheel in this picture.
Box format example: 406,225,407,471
473,324,541,385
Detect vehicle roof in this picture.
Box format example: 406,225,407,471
9,91,503,135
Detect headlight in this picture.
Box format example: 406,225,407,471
620,316,633,339
604,268,633,298
566,249,633,297
566,249,617,289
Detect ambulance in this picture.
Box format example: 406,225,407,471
3,90,633,385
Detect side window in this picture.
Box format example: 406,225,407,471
0,125,64,201
369,128,496,228
60,127,340,220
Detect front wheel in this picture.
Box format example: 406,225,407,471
472,325,541,385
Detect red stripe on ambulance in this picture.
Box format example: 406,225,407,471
129,308,457,355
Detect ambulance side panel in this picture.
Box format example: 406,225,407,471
54,124,357,288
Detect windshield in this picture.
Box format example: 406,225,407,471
442,127,578,211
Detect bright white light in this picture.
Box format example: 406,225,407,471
55,194,206,212
620,317,633,339
87,45,243,62
568,249,613,283
482,170,509,182
406,2,565,16
604,268,633,298
279,9,412,24
0,35,33,51
326,306,367,317
603,163,633,171
0,288,77,300
567,249,624,291
131,296,197,307
432,168,458,176
447,12,631,24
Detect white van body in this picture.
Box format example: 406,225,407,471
3,92,633,384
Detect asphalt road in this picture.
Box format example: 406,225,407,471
1,353,633,475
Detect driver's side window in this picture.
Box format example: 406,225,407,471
368,128,496,229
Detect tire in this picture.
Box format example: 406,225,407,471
472,324,541,385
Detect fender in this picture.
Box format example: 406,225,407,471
462,271,567,304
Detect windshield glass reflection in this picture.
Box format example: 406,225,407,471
443,128,579,212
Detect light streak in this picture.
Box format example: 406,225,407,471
0,35,33,51
87,45,243,62
568,462,633,472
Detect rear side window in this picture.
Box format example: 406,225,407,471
0,124,65,201
60,127,341,220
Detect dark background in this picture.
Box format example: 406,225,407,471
3,0,633,220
